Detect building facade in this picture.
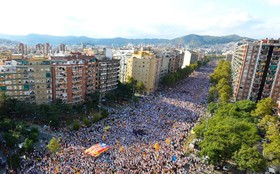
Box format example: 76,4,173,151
98,59,120,93
181,50,198,68
126,51,161,94
51,60,86,105
0,59,52,104
231,38,280,105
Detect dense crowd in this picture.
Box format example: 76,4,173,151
21,62,216,174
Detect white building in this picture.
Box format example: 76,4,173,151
112,49,134,83
181,50,198,68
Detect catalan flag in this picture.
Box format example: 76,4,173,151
84,143,111,157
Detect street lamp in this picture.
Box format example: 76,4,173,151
48,120,52,128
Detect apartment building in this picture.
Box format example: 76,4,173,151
112,49,133,83
231,38,280,104
0,59,52,104
85,58,98,96
98,59,120,93
155,50,181,79
51,59,86,105
126,51,161,94
181,50,198,68
0,51,11,65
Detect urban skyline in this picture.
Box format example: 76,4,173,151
0,0,280,39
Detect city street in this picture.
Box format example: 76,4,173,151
21,62,217,173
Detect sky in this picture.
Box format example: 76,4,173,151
0,0,280,39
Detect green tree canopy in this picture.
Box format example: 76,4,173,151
47,137,61,154
72,120,80,131
234,145,267,172
194,101,260,166
135,81,146,93
252,98,276,117
23,138,34,152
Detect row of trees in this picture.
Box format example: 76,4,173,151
194,60,279,172
255,99,280,166
0,119,39,150
0,118,39,170
194,99,275,172
0,78,137,127
161,60,209,87
208,60,232,103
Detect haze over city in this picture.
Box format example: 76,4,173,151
1,0,280,39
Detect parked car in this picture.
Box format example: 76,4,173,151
223,163,233,171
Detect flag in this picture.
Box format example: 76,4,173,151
154,142,160,152
165,138,171,145
84,143,111,157
119,146,124,153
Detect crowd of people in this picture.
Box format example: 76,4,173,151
21,62,216,174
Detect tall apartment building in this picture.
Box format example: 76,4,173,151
231,38,280,105
35,43,50,55
18,43,28,55
0,59,52,104
51,59,86,105
181,50,198,68
126,51,162,94
112,49,133,83
98,59,120,93
85,58,98,96
156,49,183,79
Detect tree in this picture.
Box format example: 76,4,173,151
260,115,280,165
194,100,260,165
3,132,18,148
47,137,61,154
72,120,80,131
235,100,256,113
28,127,39,142
207,102,218,114
92,113,100,123
23,138,34,152
252,98,276,117
263,137,280,166
218,91,231,103
101,109,109,118
135,81,146,93
207,86,218,103
234,145,267,172
83,117,91,127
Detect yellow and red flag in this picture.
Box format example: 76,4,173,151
84,143,111,157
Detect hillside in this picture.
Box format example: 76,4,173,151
0,33,252,46
172,34,251,46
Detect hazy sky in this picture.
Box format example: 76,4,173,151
1,0,279,39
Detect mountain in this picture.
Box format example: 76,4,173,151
0,38,18,45
0,33,252,46
172,34,252,46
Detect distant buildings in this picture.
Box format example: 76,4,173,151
231,38,280,105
